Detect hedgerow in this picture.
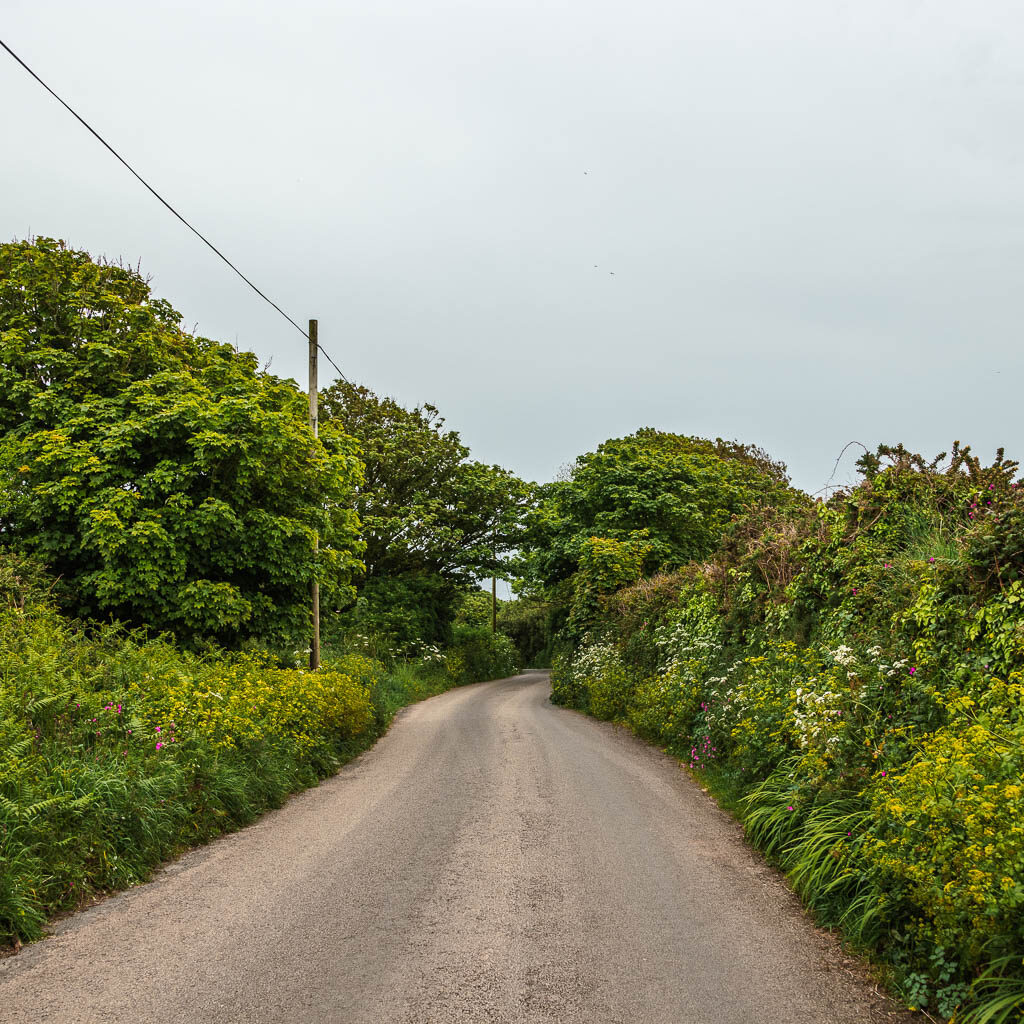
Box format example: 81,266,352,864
548,442,1024,1022
0,556,520,948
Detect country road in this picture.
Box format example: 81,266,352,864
1,671,913,1024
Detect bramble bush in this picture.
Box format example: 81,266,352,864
545,442,1024,1022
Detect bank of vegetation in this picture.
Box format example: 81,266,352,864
518,432,1024,1023
0,557,516,946
0,238,521,947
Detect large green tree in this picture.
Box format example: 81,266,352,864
0,237,363,648
318,380,531,645
521,429,797,595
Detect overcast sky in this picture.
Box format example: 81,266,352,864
5,0,1022,494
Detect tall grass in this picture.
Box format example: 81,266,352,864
741,767,887,949
958,957,1024,1024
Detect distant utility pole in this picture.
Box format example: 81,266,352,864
309,319,321,671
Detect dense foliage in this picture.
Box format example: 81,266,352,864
319,380,532,649
496,596,559,667
520,429,800,635
547,442,1024,1022
0,238,363,650
0,554,519,947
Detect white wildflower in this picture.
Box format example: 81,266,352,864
832,645,857,667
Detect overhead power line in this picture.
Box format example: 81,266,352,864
1,35,349,384
316,345,349,385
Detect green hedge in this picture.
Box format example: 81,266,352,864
551,446,1024,1023
0,557,519,948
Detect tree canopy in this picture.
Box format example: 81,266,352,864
318,380,532,646
0,237,363,648
520,429,798,599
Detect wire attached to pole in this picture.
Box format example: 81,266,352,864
0,35,350,384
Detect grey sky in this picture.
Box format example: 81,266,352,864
5,0,1022,494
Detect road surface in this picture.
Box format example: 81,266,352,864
0,671,912,1023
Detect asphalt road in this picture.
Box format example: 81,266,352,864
0,671,913,1024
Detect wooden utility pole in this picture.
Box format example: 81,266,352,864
491,529,497,634
309,319,321,671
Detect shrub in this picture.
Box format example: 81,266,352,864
496,597,558,667
445,623,519,685
867,685,1024,970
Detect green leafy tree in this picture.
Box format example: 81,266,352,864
454,589,500,628
521,429,795,595
318,380,532,645
0,237,363,648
